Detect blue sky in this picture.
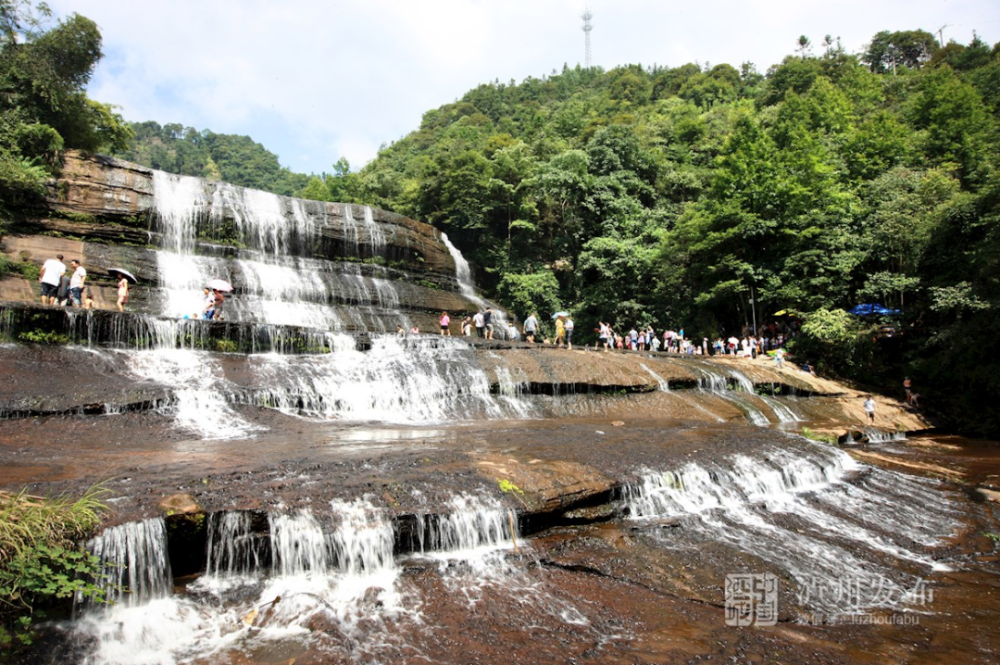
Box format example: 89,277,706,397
49,0,1000,175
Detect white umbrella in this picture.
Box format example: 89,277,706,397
108,267,137,283
206,278,234,292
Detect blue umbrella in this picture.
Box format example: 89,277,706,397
849,303,899,316
551,311,570,319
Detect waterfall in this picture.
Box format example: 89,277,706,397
623,443,960,615
361,205,387,257
689,361,771,426
75,499,404,664
494,365,528,398
88,518,172,607
866,429,908,443
150,171,405,328
205,511,266,578
327,498,396,576
759,394,803,423
440,232,510,338
414,494,518,555
126,341,263,440
151,171,204,254
269,510,330,576
241,334,531,423
640,363,670,391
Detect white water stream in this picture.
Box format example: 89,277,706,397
624,441,960,616
686,360,803,426
70,494,541,664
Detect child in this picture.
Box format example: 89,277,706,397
116,276,129,312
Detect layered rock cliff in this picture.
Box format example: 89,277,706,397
1,151,481,331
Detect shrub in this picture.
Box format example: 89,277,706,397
0,487,109,652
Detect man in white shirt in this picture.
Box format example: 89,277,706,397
68,259,87,307
473,310,485,338
38,254,66,305
863,395,876,425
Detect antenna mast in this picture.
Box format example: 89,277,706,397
582,8,593,68
935,24,951,47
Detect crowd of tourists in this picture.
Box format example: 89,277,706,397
427,305,802,362
589,321,799,362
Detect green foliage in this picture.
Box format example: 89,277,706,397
794,308,877,378
497,479,524,496
17,329,69,345
496,270,561,319
800,427,837,445
863,30,938,73
0,4,131,217
0,486,108,651
497,479,527,507
113,121,309,197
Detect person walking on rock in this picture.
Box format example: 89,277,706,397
68,259,86,308
565,317,574,350
439,311,451,335
863,395,876,425
38,254,66,305
523,312,538,343
483,308,494,340
116,274,129,312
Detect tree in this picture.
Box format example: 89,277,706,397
0,7,131,213
908,66,990,182
863,30,937,73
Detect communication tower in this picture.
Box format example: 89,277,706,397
582,9,593,68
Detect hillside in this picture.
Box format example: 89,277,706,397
112,121,311,196
340,32,1000,436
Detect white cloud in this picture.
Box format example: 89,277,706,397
48,0,1000,173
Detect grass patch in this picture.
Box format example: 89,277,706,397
0,486,109,653
800,427,838,445
17,329,70,345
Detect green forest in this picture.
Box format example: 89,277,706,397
326,31,1000,437
1,2,998,437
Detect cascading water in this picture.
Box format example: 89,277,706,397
87,518,172,607
412,494,518,556
623,441,960,617
440,232,510,338
240,334,532,423
687,360,791,426
128,172,530,438
205,511,266,578
639,363,670,391
866,429,908,443
68,493,544,664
